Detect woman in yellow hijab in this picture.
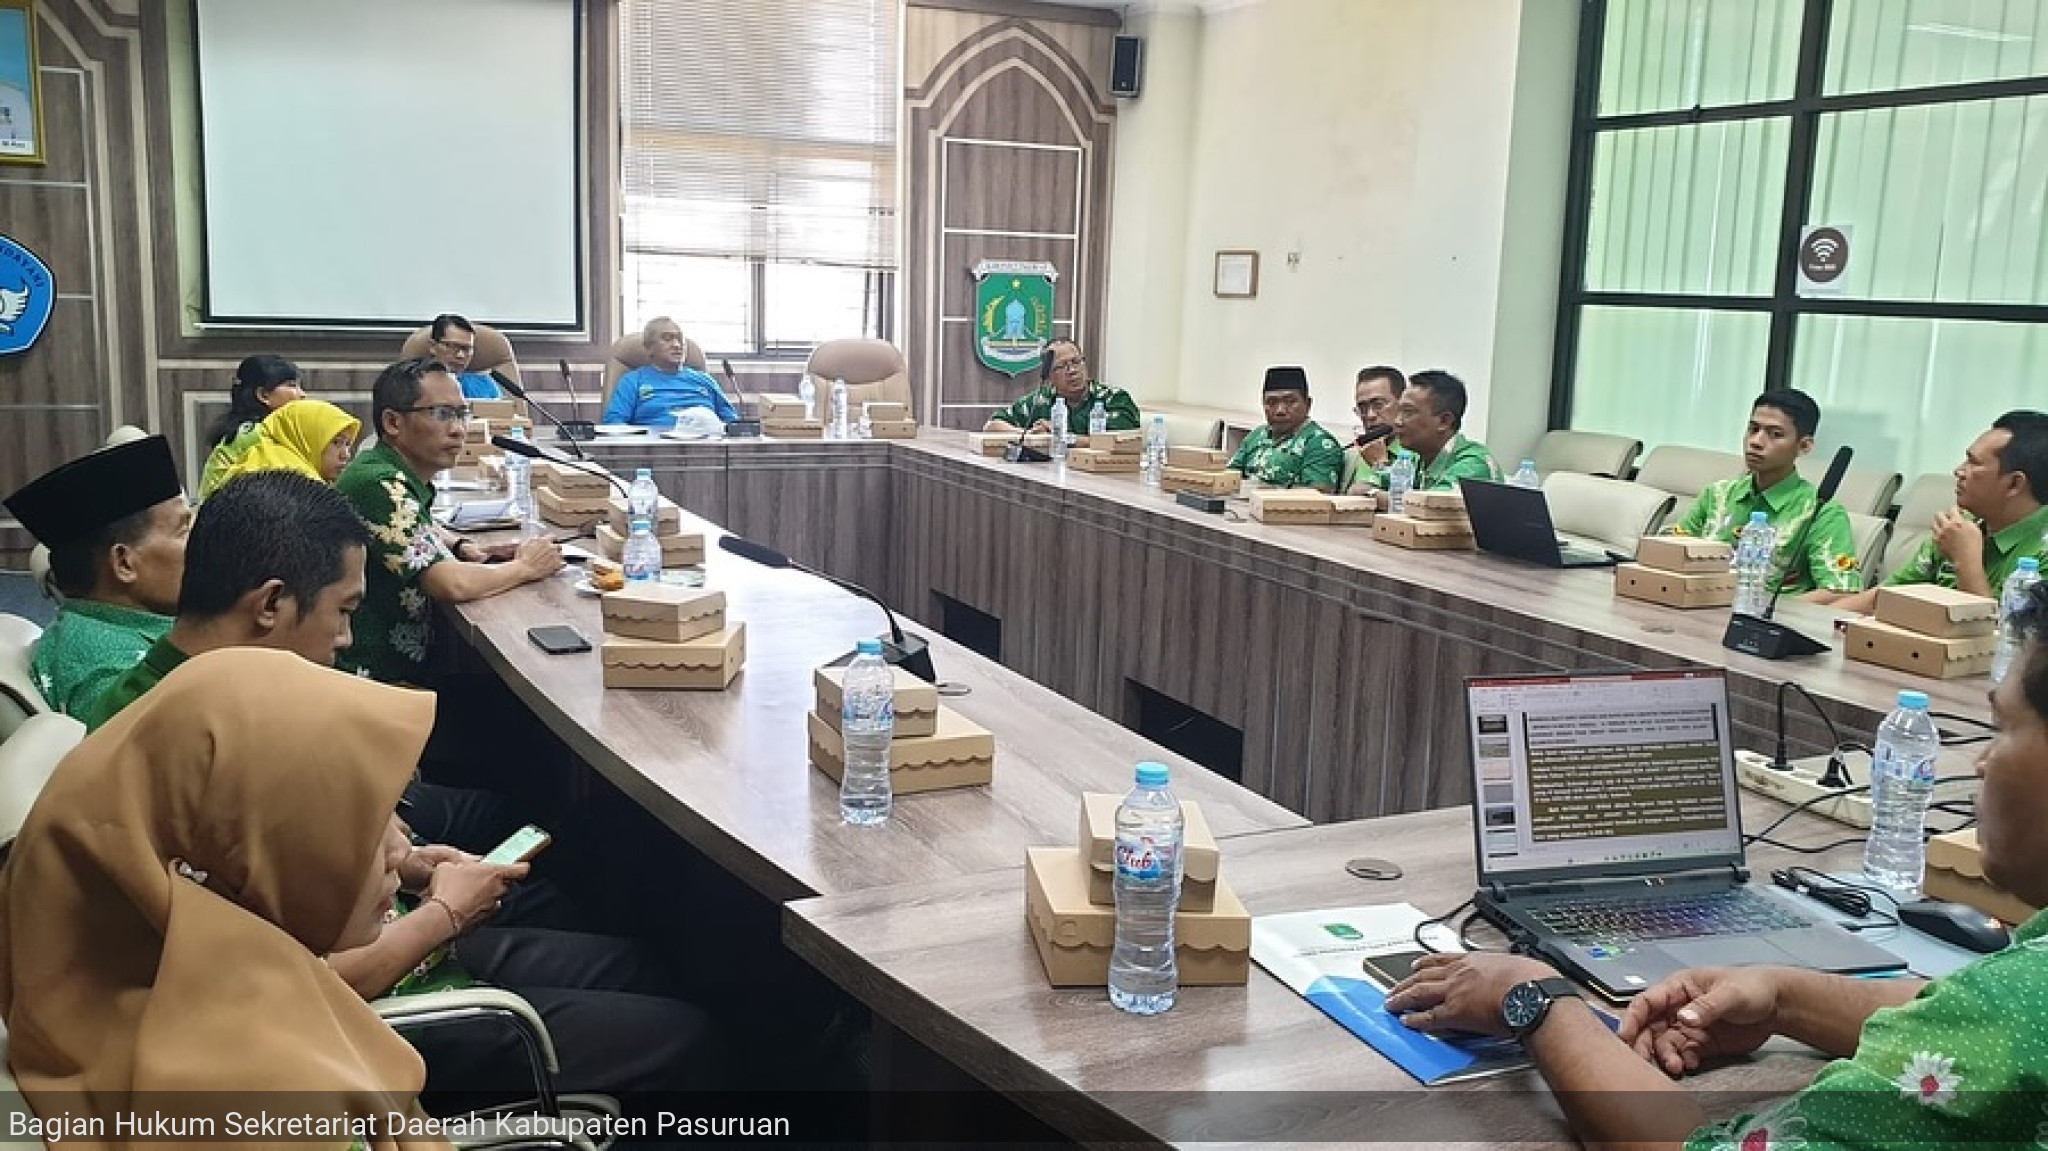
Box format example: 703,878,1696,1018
198,399,362,499
0,647,451,1150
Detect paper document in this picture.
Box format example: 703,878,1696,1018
437,498,517,529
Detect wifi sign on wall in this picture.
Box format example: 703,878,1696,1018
1796,224,1853,297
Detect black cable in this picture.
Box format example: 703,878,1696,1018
1744,773,1978,847
1779,681,1847,754
1932,710,1995,732
1411,898,1473,954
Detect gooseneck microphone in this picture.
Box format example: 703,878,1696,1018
717,533,936,682
555,359,599,443
491,433,629,500
1721,445,1852,661
490,370,591,460
717,358,763,438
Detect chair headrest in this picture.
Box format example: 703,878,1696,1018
805,339,906,386
399,324,517,372
0,712,85,847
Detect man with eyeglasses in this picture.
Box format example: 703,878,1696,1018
1347,369,1502,503
1341,365,1406,495
426,313,506,400
336,358,563,685
983,338,1140,437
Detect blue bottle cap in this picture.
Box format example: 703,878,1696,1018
635,467,652,479
1897,690,1931,710
2021,557,2041,573
1749,511,1768,523
1135,762,1170,787
855,638,884,656
629,516,652,532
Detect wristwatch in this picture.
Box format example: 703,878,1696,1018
1501,977,1581,1040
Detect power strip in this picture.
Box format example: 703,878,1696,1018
1735,747,1981,829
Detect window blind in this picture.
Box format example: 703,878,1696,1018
621,0,899,270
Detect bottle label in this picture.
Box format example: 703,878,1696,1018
1875,747,1936,785
1116,835,1176,881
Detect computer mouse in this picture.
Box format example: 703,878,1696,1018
1898,900,2011,954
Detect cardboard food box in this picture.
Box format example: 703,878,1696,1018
1925,828,2038,926
1874,585,1999,639
593,523,705,567
531,459,613,497
757,394,808,419
606,494,683,538
812,664,940,740
867,419,917,440
1844,617,1996,680
1613,562,1736,609
806,707,995,795
535,486,610,528
862,401,908,423
600,623,746,691
1373,513,1474,551
470,398,521,422
1024,847,1250,988
1634,535,1735,575
1087,430,1143,455
464,418,493,443
762,418,825,439
969,431,1052,456
1328,495,1377,526
599,585,725,644
1167,445,1232,470
1160,466,1241,497
1249,489,1334,525
1403,489,1468,522
1078,792,1221,912
1068,447,1141,474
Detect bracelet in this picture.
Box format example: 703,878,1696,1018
424,896,465,938
453,538,476,562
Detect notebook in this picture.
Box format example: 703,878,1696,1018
1458,478,1616,568
1466,669,1906,1001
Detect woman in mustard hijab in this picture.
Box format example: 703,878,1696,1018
198,399,362,500
0,647,451,1150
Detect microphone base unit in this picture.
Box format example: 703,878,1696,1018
1176,491,1227,514
723,418,763,439
1721,613,1831,660
822,632,937,684
556,421,599,442
1004,443,1052,463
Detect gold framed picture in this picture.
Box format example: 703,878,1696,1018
1214,250,1258,299
0,0,43,167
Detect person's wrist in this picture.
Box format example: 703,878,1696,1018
424,895,466,940
452,537,477,562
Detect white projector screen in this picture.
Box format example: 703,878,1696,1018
194,0,582,328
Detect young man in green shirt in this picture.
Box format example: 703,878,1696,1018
1672,388,1864,600
1226,366,1346,493
983,338,1141,437
3,435,191,716
1386,580,2048,1148
1339,364,1405,495
334,358,563,685
1832,409,2048,615
1349,370,1503,501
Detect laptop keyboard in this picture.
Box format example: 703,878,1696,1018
1532,889,1812,946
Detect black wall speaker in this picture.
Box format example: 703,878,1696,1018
1111,35,1144,98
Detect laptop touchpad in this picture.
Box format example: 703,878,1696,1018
1661,937,1802,969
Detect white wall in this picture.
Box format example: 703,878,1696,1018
1105,0,1579,460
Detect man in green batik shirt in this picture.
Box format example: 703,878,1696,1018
1832,410,2048,616
1671,389,1863,600
3,435,191,716
1349,370,1502,503
1385,580,2048,1150
1225,366,1346,493
984,338,1141,437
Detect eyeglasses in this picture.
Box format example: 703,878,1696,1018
1052,358,1086,373
433,339,476,358
1357,398,1392,416
398,404,473,424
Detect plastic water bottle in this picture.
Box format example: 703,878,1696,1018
622,516,661,582
627,467,658,519
1140,416,1167,489
1993,557,2043,685
1732,512,1777,617
1048,398,1070,461
1089,400,1109,436
1387,451,1416,515
1109,761,1183,1015
503,427,534,527
838,639,895,826
798,377,817,421
1862,690,1942,899
1510,459,1540,489
830,378,850,439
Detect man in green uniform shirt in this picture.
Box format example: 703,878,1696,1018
984,338,1141,437
335,358,563,685
1385,581,2048,1149
1670,389,1864,600
1226,366,1346,493
1339,364,1405,495
3,435,190,715
1349,370,1502,501
1832,410,2048,615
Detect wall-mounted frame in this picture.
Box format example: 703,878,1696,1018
0,0,41,166
1214,250,1258,299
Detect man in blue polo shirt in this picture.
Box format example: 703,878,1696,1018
602,316,737,429
424,313,507,400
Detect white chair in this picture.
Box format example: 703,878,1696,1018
1880,473,1953,585
1799,457,1901,517
1541,472,1674,557
1143,410,1223,448
1633,444,1743,507
1532,430,1643,479
0,616,47,744
1845,512,1894,592
0,713,82,852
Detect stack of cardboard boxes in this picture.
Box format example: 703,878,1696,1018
757,395,823,439
863,401,917,440
1068,430,1142,473
1614,536,1736,609
806,664,995,793
1372,489,1474,550
531,459,614,530
1844,585,1999,679
1246,489,1376,527
968,430,1052,457
1158,446,1240,497
1023,792,1250,987
593,492,707,569
598,583,745,690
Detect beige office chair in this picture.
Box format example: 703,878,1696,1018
1799,457,1901,517
1879,473,1955,584
804,339,914,419
401,323,524,387
1541,472,1674,557
0,615,45,744
0,712,83,849
1633,444,1743,507
1532,430,1643,479
1845,512,1893,591
1146,411,1224,449
604,332,710,396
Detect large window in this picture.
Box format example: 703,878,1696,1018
620,0,899,357
1557,0,2048,480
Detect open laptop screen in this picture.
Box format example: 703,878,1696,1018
1466,670,1746,886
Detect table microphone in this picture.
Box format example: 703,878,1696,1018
490,370,592,460
717,533,936,682
717,358,763,438
491,433,629,500
1721,445,1852,661
1004,423,1051,464
1354,424,1395,450
555,359,599,443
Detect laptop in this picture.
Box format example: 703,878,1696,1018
1458,478,1617,568
1465,669,1906,1001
